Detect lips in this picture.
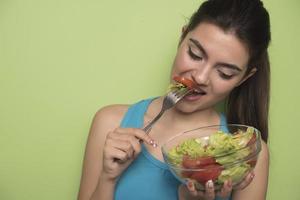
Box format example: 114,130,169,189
191,87,207,95
184,88,207,101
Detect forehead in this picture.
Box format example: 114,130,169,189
186,22,250,70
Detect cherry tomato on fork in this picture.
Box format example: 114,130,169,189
173,76,198,89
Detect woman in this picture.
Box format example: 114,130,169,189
78,0,270,199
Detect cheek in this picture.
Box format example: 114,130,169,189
173,52,185,68
171,50,193,75
210,79,240,96
170,58,182,79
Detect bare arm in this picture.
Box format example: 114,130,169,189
232,140,269,200
77,105,154,200
77,105,127,200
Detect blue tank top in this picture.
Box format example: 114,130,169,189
114,98,231,200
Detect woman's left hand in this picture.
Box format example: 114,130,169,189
179,171,255,200
233,171,255,190
180,179,232,200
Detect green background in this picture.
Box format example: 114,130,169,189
0,0,299,199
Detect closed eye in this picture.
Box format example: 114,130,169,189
188,46,203,61
218,70,235,80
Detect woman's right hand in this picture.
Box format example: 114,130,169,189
101,127,155,182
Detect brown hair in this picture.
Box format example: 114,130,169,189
181,0,271,142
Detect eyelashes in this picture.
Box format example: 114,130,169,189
188,46,203,60
187,46,236,80
218,71,234,80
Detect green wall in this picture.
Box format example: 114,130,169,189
0,0,299,199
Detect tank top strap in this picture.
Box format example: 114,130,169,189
220,112,227,126
120,98,156,128
219,113,229,133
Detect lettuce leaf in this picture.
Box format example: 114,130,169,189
167,138,208,166
217,163,251,184
167,128,255,170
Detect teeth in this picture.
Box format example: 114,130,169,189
193,88,206,95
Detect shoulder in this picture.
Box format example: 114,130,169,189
85,104,130,153
91,104,129,134
95,104,129,122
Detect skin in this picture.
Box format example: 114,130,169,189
77,22,269,200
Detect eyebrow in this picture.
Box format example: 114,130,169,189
189,38,242,72
217,62,242,72
189,38,207,58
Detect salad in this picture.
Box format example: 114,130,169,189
169,76,199,92
167,127,258,186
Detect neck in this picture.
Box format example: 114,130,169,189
146,97,221,133
163,107,220,130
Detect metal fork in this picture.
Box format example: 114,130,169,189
142,88,192,134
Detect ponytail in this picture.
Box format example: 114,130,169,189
226,51,270,142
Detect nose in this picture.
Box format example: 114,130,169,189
192,65,211,85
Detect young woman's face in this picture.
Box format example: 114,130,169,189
171,22,252,112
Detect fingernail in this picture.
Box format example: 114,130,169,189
207,180,213,189
187,181,193,188
149,140,158,148
250,173,255,179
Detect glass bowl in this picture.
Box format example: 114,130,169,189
161,124,261,191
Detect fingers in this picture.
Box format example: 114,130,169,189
114,127,156,145
111,139,135,159
109,134,141,157
105,135,135,162
186,180,198,196
234,171,255,190
185,180,215,200
104,127,157,163
104,145,129,162
204,180,215,200
185,180,234,200
217,179,232,199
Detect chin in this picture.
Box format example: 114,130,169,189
174,102,204,114
174,99,216,114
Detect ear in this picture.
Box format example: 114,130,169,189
237,67,257,86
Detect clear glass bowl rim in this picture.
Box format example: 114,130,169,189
161,124,262,170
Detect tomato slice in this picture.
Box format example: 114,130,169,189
182,155,217,169
190,164,223,184
247,159,257,167
173,76,198,89
181,155,221,184
247,133,257,146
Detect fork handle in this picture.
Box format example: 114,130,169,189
142,109,165,134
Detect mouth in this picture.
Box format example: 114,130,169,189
189,88,207,95
184,88,207,100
